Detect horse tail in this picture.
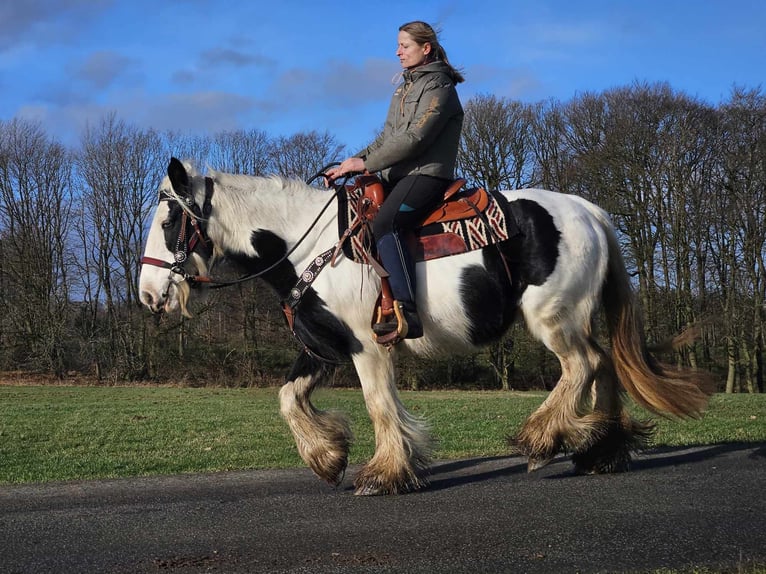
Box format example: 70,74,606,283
597,212,711,418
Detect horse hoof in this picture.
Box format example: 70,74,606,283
527,455,553,472
572,456,631,475
354,484,386,496
353,473,427,495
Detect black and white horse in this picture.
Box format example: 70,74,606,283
139,158,709,495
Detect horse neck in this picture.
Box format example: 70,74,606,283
204,173,335,261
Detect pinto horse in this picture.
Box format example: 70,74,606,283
138,157,709,495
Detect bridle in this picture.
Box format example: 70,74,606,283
140,165,347,291
140,164,360,364
140,176,215,287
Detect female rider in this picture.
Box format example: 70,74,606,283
326,21,464,340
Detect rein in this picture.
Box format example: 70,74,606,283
207,163,346,289
205,180,343,290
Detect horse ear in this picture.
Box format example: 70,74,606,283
167,157,190,196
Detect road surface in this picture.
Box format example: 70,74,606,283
1,443,764,573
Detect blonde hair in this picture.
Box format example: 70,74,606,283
399,21,465,84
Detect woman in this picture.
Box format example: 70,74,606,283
326,20,464,340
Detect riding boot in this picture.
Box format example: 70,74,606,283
373,232,423,339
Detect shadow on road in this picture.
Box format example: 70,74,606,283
631,441,764,470
427,455,529,491
423,442,764,490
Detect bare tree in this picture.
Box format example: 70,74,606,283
545,84,722,374
652,95,718,370
161,132,212,171
529,99,575,191
0,119,73,375
74,113,165,379
457,94,536,190
269,130,345,181
562,84,670,341
210,129,272,175
715,88,766,392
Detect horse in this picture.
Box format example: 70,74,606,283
138,157,710,495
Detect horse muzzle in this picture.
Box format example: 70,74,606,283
140,288,175,315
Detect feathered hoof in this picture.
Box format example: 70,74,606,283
571,441,633,474
509,434,557,473
527,454,554,472
307,450,349,487
353,480,425,496
354,483,388,496
570,415,654,474
572,453,631,475
353,468,428,496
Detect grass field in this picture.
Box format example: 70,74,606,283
0,386,764,484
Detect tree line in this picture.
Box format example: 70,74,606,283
0,81,763,393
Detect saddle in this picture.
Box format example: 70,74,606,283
336,174,517,346
339,174,511,264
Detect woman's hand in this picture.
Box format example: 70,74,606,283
324,157,366,186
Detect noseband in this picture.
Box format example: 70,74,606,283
141,177,215,287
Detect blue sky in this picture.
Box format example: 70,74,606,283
1,0,764,152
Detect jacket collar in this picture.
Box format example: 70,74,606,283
402,60,451,83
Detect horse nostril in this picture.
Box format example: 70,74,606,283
140,290,155,307
141,291,166,314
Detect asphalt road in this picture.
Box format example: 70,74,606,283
1,443,764,574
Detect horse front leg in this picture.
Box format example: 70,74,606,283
279,350,352,487
352,344,433,495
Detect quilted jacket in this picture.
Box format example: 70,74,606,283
355,60,463,184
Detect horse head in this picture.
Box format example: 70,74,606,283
139,157,214,317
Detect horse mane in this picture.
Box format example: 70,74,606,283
169,158,319,200
209,170,315,196
195,168,333,247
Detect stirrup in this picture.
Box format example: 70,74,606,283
373,300,409,345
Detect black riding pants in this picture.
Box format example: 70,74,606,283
372,175,451,240
371,174,451,308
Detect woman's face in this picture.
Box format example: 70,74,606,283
396,31,431,69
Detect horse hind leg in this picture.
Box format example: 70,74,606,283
512,295,624,471
279,350,352,487
570,339,655,474
513,328,602,471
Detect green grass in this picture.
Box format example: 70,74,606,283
0,386,764,484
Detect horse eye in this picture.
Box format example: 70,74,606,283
161,220,172,229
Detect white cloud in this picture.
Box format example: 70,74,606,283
463,63,545,101
131,91,255,133
266,58,398,112
198,48,275,69
73,51,137,90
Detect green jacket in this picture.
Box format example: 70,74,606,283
355,60,463,184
